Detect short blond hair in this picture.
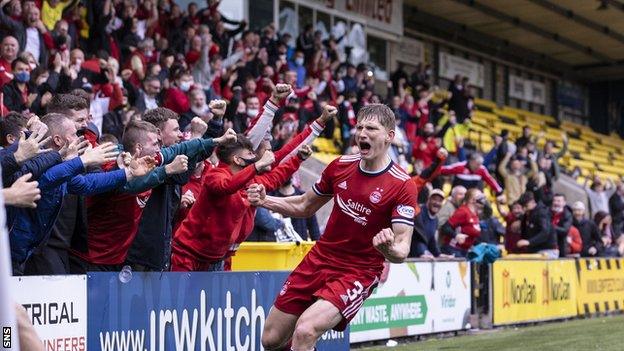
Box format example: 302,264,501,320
356,104,395,131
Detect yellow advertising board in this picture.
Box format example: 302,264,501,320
577,258,624,314
492,259,577,325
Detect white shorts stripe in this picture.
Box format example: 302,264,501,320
342,296,364,316
343,299,365,319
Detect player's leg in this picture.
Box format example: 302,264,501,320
261,307,299,350
290,299,343,351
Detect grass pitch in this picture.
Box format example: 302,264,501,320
360,315,624,351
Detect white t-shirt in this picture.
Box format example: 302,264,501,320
144,94,158,110
25,27,40,62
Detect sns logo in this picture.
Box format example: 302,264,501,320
397,205,415,219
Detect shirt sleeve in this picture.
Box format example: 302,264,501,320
440,161,464,176
312,159,336,197
479,166,503,195
245,99,279,150
391,180,419,226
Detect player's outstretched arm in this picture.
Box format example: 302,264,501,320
373,223,413,263
247,184,330,218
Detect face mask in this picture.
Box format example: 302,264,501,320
295,57,304,66
247,108,259,117
179,81,192,92
15,71,30,83
238,156,256,166
426,69,433,76
145,50,153,58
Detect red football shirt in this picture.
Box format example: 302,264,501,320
442,205,481,251
76,190,152,265
310,154,418,271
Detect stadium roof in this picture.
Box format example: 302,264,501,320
405,0,624,82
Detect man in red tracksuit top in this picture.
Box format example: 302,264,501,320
171,136,312,271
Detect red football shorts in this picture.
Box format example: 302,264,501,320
274,249,380,331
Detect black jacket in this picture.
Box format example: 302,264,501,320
2,80,29,112
125,177,185,270
0,140,62,187
573,218,603,257
522,203,555,252
609,192,624,229
102,108,126,140
126,118,224,270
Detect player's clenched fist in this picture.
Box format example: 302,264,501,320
373,228,395,254
246,183,266,206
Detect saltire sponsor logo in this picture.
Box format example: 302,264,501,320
336,195,370,226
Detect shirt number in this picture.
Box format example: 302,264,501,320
346,281,364,302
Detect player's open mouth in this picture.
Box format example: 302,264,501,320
359,141,371,155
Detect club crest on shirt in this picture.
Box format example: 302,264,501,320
136,193,151,209
370,188,384,204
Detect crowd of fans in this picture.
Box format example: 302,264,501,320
0,0,622,277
